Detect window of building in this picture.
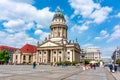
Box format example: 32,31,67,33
40,58,41,62
59,57,61,62
54,51,56,54
54,57,56,62
59,51,61,54
29,55,31,60
23,55,26,60
44,59,46,62
16,55,17,59
67,52,70,54
44,52,46,54
39,52,41,54
68,57,70,60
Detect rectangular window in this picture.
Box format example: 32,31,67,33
23,55,26,60
16,55,17,59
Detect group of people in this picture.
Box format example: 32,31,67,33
90,63,96,70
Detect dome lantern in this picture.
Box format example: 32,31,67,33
52,6,66,24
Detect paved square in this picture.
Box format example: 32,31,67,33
0,65,116,80
0,65,81,80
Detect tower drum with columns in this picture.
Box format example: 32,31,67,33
50,7,67,44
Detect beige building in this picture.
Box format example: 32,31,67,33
13,44,36,64
36,7,81,64
81,47,101,62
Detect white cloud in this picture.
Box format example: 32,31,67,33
82,43,94,48
11,0,34,4
69,0,112,24
34,30,50,41
0,31,7,38
34,30,43,35
0,31,37,48
0,0,54,28
95,37,101,40
116,12,120,18
71,25,88,34
69,0,100,18
3,19,34,33
95,30,109,40
0,0,55,47
107,25,120,42
90,7,112,23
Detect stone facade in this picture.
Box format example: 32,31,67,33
36,7,81,64
13,44,36,64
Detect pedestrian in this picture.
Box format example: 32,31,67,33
114,65,117,72
90,63,93,69
93,64,96,70
32,62,36,69
109,64,113,72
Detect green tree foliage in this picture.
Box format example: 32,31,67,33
84,59,90,65
0,50,10,63
116,59,120,66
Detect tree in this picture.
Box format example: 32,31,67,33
116,59,120,66
84,59,90,65
0,50,10,63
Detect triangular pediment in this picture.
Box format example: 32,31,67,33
39,40,60,47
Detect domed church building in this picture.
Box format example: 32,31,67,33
36,7,81,64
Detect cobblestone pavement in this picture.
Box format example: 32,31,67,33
0,65,117,80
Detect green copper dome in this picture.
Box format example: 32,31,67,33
53,7,65,20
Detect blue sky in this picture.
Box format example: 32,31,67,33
0,0,120,58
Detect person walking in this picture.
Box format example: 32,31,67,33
90,63,93,69
109,64,113,72
32,62,36,69
114,65,117,72
93,64,96,70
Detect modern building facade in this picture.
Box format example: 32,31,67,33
13,44,36,64
36,7,81,64
81,47,101,62
112,46,120,63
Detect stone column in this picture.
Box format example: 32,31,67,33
56,49,58,62
42,51,43,63
51,50,53,63
73,50,75,61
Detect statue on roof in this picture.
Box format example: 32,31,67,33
57,6,61,12
76,38,78,43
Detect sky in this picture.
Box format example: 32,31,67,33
0,0,120,58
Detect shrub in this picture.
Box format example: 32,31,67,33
71,61,78,66
84,59,90,65
116,59,120,66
